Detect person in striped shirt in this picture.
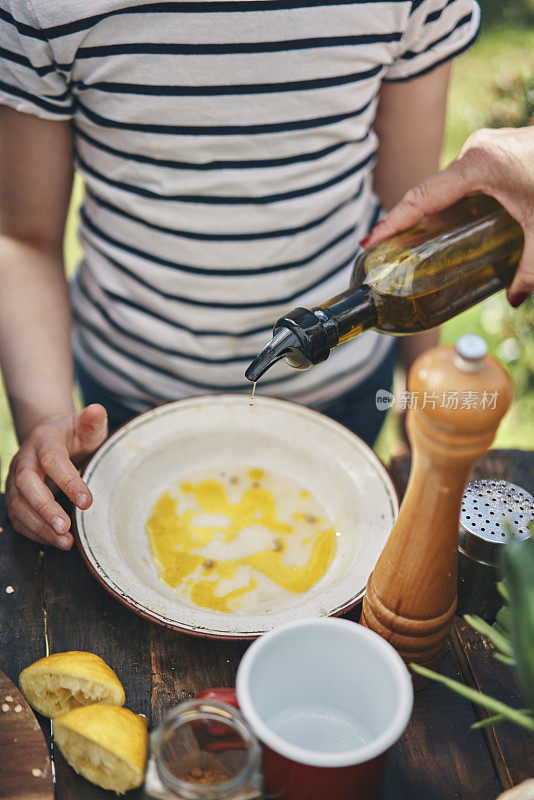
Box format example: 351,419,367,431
0,0,480,548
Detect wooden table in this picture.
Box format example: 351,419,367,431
1,449,532,800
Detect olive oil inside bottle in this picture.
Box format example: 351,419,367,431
244,195,524,382
322,195,524,338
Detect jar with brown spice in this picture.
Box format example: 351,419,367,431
144,698,262,800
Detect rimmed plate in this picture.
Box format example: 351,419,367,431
75,394,398,639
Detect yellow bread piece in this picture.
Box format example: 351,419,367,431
19,651,125,718
53,705,148,793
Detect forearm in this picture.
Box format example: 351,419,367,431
397,328,440,372
0,108,75,441
372,66,451,211
0,237,74,441
372,66,451,368
0,109,109,548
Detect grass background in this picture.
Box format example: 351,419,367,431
1,7,533,482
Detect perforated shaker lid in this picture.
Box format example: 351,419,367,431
459,480,534,565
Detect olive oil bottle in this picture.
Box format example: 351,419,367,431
245,195,524,382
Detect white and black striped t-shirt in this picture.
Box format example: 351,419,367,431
0,0,479,411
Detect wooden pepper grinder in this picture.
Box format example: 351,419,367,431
361,335,513,684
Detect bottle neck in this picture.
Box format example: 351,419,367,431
244,288,377,381
316,286,377,345
270,287,377,371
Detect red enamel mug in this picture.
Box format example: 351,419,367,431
200,618,413,800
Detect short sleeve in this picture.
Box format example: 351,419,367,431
0,0,73,119
384,0,480,82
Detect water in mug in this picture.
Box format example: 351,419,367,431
268,704,372,753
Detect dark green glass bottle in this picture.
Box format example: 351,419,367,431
245,195,524,382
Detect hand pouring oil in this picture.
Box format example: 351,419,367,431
245,195,524,382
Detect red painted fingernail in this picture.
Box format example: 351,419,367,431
509,291,528,308
359,234,372,247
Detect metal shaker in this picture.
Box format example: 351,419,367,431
457,480,534,621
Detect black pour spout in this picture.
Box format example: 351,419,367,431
245,306,340,383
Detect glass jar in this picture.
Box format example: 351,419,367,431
144,699,262,800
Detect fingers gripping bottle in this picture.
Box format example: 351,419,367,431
245,196,523,383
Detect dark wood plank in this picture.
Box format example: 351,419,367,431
42,541,154,800
387,453,411,500
0,533,47,689
451,618,534,791
2,447,532,799
380,642,503,800
150,625,248,727
388,449,534,794
471,450,534,495
389,449,534,500
0,524,48,736
0,522,54,794
0,670,53,800
0,493,7,526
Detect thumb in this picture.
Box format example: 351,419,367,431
73,404,109,456
362,159,477,249
507,233,534,308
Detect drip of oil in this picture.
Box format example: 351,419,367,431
146,467,337,614
249,382,257,407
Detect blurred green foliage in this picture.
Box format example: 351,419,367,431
443,27,534,162
442,296,534,451
486,71,534,128
443,44,534,451
478,0,534,30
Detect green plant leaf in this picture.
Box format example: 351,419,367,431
463,614,514,657
495,605,510,635
500,525,534,715
410,664,534,732
470,708,531,730
471,710,531,729
493,653,517,666
496,580,510,604
471,713,506,729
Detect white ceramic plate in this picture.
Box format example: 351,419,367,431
75,395,398,639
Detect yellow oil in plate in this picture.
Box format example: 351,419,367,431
145,467,337,614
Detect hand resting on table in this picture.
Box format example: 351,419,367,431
6,404,108,550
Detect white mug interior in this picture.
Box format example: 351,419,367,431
236,618,413,768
